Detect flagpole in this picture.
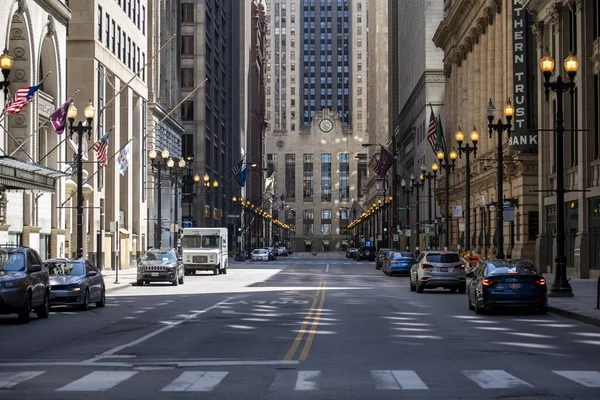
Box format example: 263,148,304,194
60,137,135,207
99,34,176,117
143,78,208,141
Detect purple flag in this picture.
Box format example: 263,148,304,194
50,97,73,135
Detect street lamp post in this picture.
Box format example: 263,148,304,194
401,178,412,251
540,50,579,297
149,148,170,248
421,163,439,248
487,98,515,259
0,49,13,103
455,127,480,252
170,158,186,248
410,174,425,254
436,149,458,250
67,100,96,259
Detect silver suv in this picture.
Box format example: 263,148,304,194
409,250,466,293
0,246,50,323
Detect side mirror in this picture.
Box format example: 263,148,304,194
466,272,474,278
87,271,98,277
28,264,42,273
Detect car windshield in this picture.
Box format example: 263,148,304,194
393,254,415,262
0,251,25,272
253,249,266,254
46,262,85,276
181,236,202,248
426,253,460,263
142,251,175,262
202,235,220,248
488,261,541,276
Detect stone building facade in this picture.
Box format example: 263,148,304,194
519,0,600,279
0,0,71,259
433,0,539,261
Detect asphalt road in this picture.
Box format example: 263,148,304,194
1,252,600,400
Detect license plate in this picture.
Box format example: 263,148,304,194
509,283,521,289
151,272,159,277
440,267,448,272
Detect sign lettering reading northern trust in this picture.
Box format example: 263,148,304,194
509,0,536,152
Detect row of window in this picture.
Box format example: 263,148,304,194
300,208,351,236
114,0,146,33
97,6,146,81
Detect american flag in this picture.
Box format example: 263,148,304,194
426,106,438,155
93,132,110,166
275,194,285,211
2,85,40,115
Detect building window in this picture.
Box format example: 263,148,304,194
321,209,332,235
127,0,131,18
357,123,362,131
321,153,331,202
127,37,131,68
181,35,194,56
339,153,349,200
357,75,362,83
111,21,116,53
357,2,362,11
97,5,102,41
132,0,136,25
357,87,362,95
285,154,296,201
132,43,136,71
105,13,110,47
181,3,194,23
117,27,121,58
594,75,599,159
137,0,141,29
357,15,362,24
137,46,140,73
358,50,362,60
303,154,314,201
142,5,146,34
357,99,362,107
357,63,362,72
357,111,362,120
357,39,362,47
357,155,367,198
122,32,126,63
303,210,314,235
181,101,193,121
267,154,278,177
142,53,145,80
181,68,194,88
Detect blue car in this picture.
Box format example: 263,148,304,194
467,259,548,314
383,251,415,276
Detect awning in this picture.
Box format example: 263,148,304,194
0,156,68,192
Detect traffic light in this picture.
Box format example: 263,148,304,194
383,227,388,233
237,227,242,233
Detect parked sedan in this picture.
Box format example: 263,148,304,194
409,251,466,293
251,249,269,261
345,247,358,258
137,249,184,286
355,246,376,261
467,259,548,314
375,248,392,269
45,258,106,310
383,252,415,276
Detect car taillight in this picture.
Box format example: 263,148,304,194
482,278,499,287
536,278,546,286
456,263,465,269
391,261,399,265
422,263,433,269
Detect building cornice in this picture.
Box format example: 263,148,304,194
34,0,71,26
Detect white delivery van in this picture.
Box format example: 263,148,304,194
180,227,228,275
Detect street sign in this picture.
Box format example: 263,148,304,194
459,218,465,232
392,234,399,241
397,206,410,210
503,205,515,222
405,229,411,237
227,214,240,218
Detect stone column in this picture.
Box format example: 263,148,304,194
479,24,488,155
486,20,496,158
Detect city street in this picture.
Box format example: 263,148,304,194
1,253,600,399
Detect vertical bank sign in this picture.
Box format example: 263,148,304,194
509,0,536,152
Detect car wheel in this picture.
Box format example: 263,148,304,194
96,287,106,307
137,280,144,286
458,284,466,294
468,293,475,310
475,298,486,315
416,280,425,293
409,278,416,292
376,263,380,270
178,272,184,285
80,289,90,311
536,305,548,314
18,293,31,324
36,291,50,319
213,268,218,275
172,275,179,286
221,263,228,274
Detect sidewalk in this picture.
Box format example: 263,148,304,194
545,274,600,327
100,267,137,293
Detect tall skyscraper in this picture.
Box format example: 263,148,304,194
265,0,368,252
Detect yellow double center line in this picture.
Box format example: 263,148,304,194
284,280,327,361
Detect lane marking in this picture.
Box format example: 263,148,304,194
162,371,229,392
294,370,320,390
463,370,532,389
372,370,401,390
326,263,329,272
0,371,45,389
298,282,327,361
553,371,600,387
56,371,138,391
392,370,429,389
284,282,324,361
83,296,235,363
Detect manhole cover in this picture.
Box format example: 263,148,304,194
95,354,137,359
133,365,176,371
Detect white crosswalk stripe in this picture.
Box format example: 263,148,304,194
553,371,600,387
1,368,599,392
56,371,138,391
463,370,533,389
162,371,229,392
0,371,45,389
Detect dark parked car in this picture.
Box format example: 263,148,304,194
467,259,548,314
44,258,106,310
383,251,415,276
355,246,376,261
375,248,392,269
137,248,185,286
0,246,50,323
345,247,358,258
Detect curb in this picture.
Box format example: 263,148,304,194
106,282,135,294
548,306,600,328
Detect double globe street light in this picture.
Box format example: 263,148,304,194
455,127,479,252
436,148,458,250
